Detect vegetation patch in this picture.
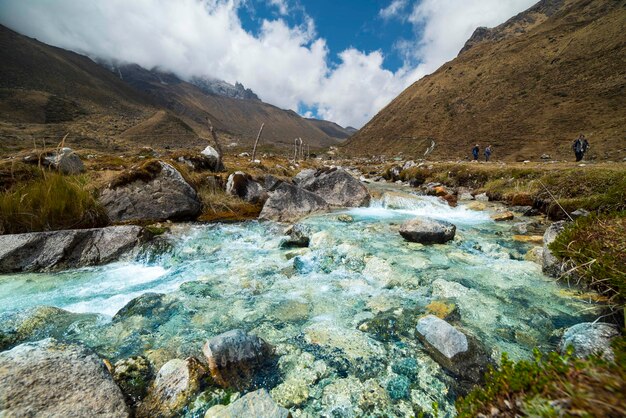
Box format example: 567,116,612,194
107,159,163,189
0,172,108,234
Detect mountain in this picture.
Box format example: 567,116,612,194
306,118,355,141
0,24,344,154
345,0,626,161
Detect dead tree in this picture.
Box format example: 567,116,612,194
294,137,303,162
206,117,224,171
251,123,265,162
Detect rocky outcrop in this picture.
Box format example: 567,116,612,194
0,339,128,417
226,171,268,204
558,322,620,360
280,224,311,248
259,182,329,222
99,162,202,222
294,167,370,207
0,225,150,273
415,315,490,391
205,388,289,418
542,220,567,277
203,329,273,389
399,218,456,244
136,357,207,418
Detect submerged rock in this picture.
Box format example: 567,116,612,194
542,220,567,277
558,322,620,360
399,218,456,244
205,388,289,418
113,356,154,406
100,161,202,222
113,292,179,323
0,338,128,417
137,357,207,418
295,167,371,207
226,171,268,204
491,211,514,221
259,182,329,222
203,329,273,389
0,225,150,273
415,315,490,391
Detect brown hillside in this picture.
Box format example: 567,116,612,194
345,0,626,161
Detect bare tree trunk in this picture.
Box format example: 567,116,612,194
251,123,264,162
206,117,224,171
294,137,302,162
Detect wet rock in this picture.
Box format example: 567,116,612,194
226,171,268,204
179,281,217,298
0,225,150,273
0,339,128,417
475,193,489,202
491,211,514,221
386,375,410,400
337,214,354,223
431,278,476,299
137,357,207,418
415,315,490,391
321,376,365,416
357,308,419,342
391,358,419,382
558,322,620,360
280,224,311,248
203,329,274,389
542,221,567,277
358,379,391,415
512,235,544,244
259,182,329,222
524,246,544,264
0,306,100,351
206,388,289,418
44,147,85,174
425,300,460,322
100,161,202,222
466,201,487,211
399,218,456,244
113,293,178,322
295,167,371,207
270,378,309,408
113,356,154,406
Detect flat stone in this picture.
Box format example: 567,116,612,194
491,211,514,221
399,218,456,245
206,389,289,418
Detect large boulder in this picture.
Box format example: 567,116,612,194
542,221,567,277
205,388,289,418
100,161,202,222
558,322,620,360
295,167,371,207
259,182,329,222
415,315,490,391
201,145,224,171
399,218,456,244
0,339,128,417
44,147,85,174
226,171,268,204
203,329,273,389
136,357,207,418
0,225,150,273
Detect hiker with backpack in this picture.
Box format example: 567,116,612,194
472,144,479,161
484,145,492,162
572,134,589,162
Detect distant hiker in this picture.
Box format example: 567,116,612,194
472,144,480,161
484,145,492,162
572,134,589,162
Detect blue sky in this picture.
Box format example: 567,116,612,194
0,0,537,127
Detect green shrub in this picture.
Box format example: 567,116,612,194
0,173,108,234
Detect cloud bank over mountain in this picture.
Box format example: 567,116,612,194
0,0,535,127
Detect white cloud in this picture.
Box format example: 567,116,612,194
379,0,408,20
0,0,538,128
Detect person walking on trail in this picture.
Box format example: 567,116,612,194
484,145,492,162
472,144,480,161
572,134,589,162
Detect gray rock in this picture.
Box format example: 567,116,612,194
415,315,490,391
542,221,568,277
0,225,149,273
280,223,311,248
558,322,620,360
45,147,85,174
113,356,154,406
399,218,456,244
201,145,220,159
205,388,289,418
137,357,207,418
295,167,371,207
226,171,268,204
571,208,590,219
475,193,489,202
259,182,329,222
100,162,202,222
0,339,128,417
203,329,273,389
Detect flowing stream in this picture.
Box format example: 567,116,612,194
0,185,601,417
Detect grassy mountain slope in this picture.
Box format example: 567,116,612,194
345,0,626,161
